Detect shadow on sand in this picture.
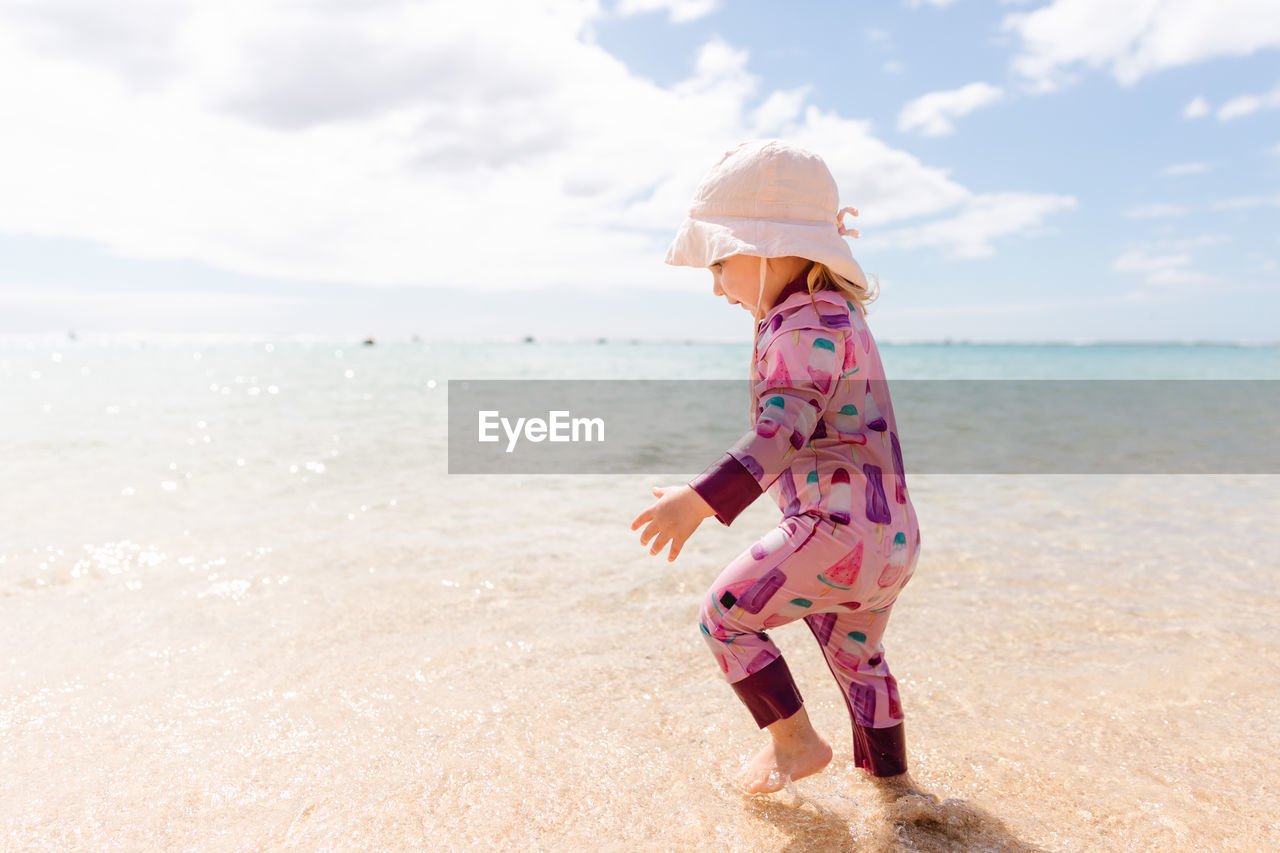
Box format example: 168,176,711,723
740,780,1046,853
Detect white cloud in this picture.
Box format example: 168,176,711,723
1003,0,1280,93
1182,96,1210,118
1124,204,1188,219
789,106,974,222
1178,83,1280,123
615,0,718,24
674,36,754,100
1161,162,1214,176
1112,249,1209,287
1110,234,1235,295
0,288,303,332
1211,193,1280,211
1162,233,1231,250
1218,80,1280,120
882,60,906,75
0,0,1075,295
869,191,1079,259
897,82,1005,136
1,287,298,307
750,86,812,135
865,27,892,47
1247,253,1277,273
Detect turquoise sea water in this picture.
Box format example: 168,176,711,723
420,340,1280,380
4,338,1276,488
6,337,1280,383
415,340,1280,380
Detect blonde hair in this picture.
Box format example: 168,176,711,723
805,261,880,316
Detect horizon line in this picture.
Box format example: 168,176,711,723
2,332,1279,348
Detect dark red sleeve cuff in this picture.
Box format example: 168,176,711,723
689,451,763,527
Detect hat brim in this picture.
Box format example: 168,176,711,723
665,215,867,291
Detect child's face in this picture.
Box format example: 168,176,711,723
709,254,762,314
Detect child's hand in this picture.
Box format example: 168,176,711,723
630,485,715,562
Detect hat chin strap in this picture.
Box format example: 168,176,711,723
747,256,768,424
754,256,767,322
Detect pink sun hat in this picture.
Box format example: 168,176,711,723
664,139,868,291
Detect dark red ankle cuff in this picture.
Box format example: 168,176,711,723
852,721,907,777
730,655,804,728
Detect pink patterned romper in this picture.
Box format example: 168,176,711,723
688,272,922,777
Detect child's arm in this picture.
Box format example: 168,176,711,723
689,301,846,527
630,484,715,562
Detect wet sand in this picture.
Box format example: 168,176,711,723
4,468,1278,851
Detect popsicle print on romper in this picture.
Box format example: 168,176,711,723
890,431,907,504
738,566,788,615
863,464,892,525
863,380,887,432
735,521,803,623
807,611,837,646
848,670,906,726
807,335,837,395
817,577,906,717
778,468,801,517
841,326,860,375
830,640,863,674
756,396,786,438
766,348,792,386
829,466,853,524
817,306,852,331
849,681,877,725
806,606,865,674
749,517,799,561
886,673,903,719
878,531,909,588
709,518,797,623
700,516,835,681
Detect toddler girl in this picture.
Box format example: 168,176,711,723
630,139,922,795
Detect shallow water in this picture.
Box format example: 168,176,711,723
2,339,1278,851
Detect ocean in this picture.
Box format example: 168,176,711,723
2,337,1278,851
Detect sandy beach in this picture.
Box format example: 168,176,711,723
2,340,1278,851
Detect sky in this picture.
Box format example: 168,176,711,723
0,0,1277,343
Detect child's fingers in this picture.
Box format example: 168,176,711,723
638,520,660,547
649,532,671,556
630,506,655,530
668,535,685,562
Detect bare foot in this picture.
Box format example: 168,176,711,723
738,733,833,794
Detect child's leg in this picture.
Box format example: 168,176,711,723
697,515,849,728
697,516,855,792
802,606,908,777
